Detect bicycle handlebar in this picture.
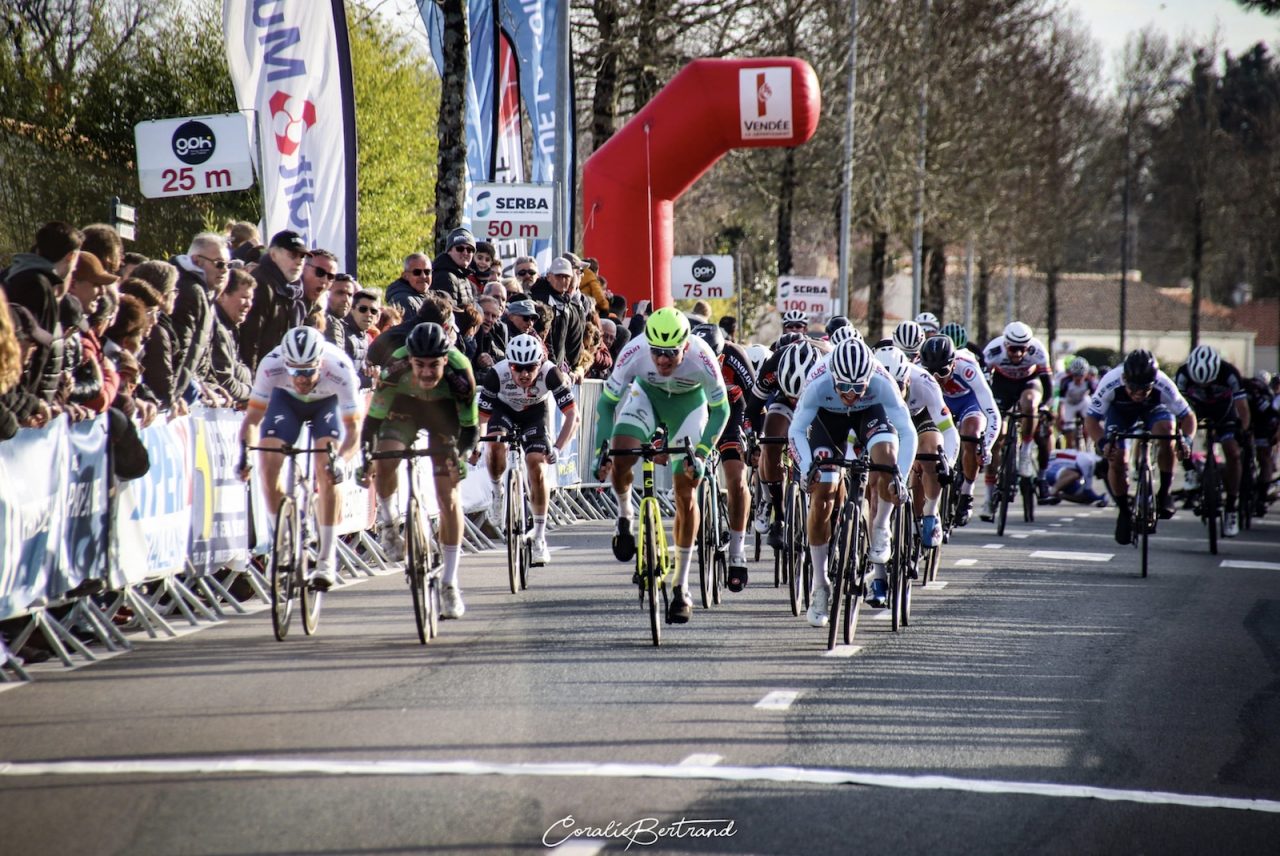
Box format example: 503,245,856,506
602,437,696,462
366,445,457,462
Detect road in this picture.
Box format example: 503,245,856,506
2,498,1279,855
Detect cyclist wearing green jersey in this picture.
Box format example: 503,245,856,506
360,322,479,619
594,308,729,624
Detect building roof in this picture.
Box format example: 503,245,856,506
1231,299,1279,347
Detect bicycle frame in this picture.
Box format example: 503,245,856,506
1110,429,1179,578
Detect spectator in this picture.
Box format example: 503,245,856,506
240,229,307,371
608,294,628,322
386,253,432,316
432,227,477,309
584,321,613,381
688,300,712,324
80,224,123,274
171,232,229,404
323,273,356,347
118,251,148,281
472,241,498,289
483,281,508,308
130,261,181,411
531,257,586,374
566,252,608,315
1,298,50,438
512,256,539,293
103,295,161,428
610,320,631,362
301,248,338,313
503,298,538,340
209,268,255,405
68,251,118,324
368,290,455,368
90,288,117,338
345,288,380,388
375,303,403,336
61,294,115,416
226,221,262,263
719,315,738,342
471,295,507,371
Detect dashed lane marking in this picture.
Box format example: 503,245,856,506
982,543,1004,549
1029,550,1113,563
679,754,723,767
823,645,864,658
2,757,1277,814
551,840,605,855
754,691,800,710
1219,560,1280,571
954,559,978,567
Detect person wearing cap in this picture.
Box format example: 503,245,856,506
502,298,539,340
387,253,432,317
169,232,231,407
241,229,308,371
531,256,587,374
68,251,118,323
431,227,478,310
60,292,115,417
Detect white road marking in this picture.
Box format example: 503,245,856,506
3,757,1277,814
1029,551,1113,563
551,841,605,855
754,691,800,710
954,559,978,567
1011,533,1030,539
874,608,892,620
1049,523,1064,528
926,581,949,589
982,543,1004,549
823,645,863,658
679,754,722,767
1219,560,1280,571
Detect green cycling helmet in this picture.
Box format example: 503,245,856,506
645,307,691,348
940,321,968,349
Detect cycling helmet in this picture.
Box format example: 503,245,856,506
645,307,691,348
777,342,819,399
829,339,875,389
892,320,926,358
781,310,808,328
774,332,804,350
1003,321,1033,347
829,324,855,346
1122,349,1158,388
1186,344,1220,385
915,311,940,333
940,321,968,349
875,344,911,385
506,333,544,366
405,321,450,358
1068,356,1089,377
825,315,850,336
745,343,772,376
920,334,956,376
282,326,323,366
692,323,725,356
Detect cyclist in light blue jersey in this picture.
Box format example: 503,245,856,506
790,339,917,627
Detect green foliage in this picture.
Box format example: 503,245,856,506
348,4,440,288
1074,346,1121,370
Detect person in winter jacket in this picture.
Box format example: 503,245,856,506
239,230,307,371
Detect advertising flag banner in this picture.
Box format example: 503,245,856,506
223,0,359,271
493,29,529,264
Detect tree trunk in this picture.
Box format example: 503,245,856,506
433,0,468,254
590,0,619,151
1190,195,1204,347
1045,263,1059,362
926,233,946,317
867,229,888,340
976,255,991,346
776,147,796,276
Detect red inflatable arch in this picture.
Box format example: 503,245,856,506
582,57,821,309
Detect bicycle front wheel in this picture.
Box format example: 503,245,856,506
505,468,520,594
269,498,298,641
299,500,321,636
407,496,430,645
639,500,663,647
1204,458,1220,555
996,451,1013,536
697,481,712,609
785,482,804,616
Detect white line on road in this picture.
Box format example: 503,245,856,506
926,581,949,589
982,543,1004,549
874,608,892,620
1011,533,1030,539
1029,551,1113,563
754,691,800,710
954,559,978,567
3,757,1277,815
551,840,605,855
822,645,863,658
1219,560,1280,571
679,754,722,767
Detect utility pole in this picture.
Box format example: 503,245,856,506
911,0,930,319
837,1,860,319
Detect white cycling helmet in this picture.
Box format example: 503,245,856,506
1003,321,1033,347
1068,356,1089,376
1186,344,1220,385
828,324,855,347
507,333,544,366
282,326,324,366
875,344,911,386
778,342,819,399
829,339,875,390
914,312,940,333
892,320,926,358
746,343,772,377
781,310,808,328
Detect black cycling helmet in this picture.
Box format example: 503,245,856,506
692,323,725,356
825,315,851,337
405,321,450,358
1122,349,1158,388
774,332,804,350
920,334,956,375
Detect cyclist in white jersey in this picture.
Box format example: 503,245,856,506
238,326,362,589
791,340,917,627
875,345,960,548
472,333,578,565
981,321,1052,518
594,308,729,624
1056,356,1096,448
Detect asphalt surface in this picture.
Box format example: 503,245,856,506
2,495,1279,855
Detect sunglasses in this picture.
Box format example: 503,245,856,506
453,246,475,254
411,268,431,276
512,363,539,374
834,380,868,395
1006,346,1027,355
650,346,681,360
354,305,378,314
196,255,228,270
286,365,319,378
307,265,336,280
784,323,807,331
516,269,537,277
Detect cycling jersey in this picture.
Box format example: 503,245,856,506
1088,365,1192,432
789,356,917,479
478,360,575,416
936,351,1002,452
1174,361,1247,414
983,335,1053,382
364,347,479,456
902,362,959,466
745,345,794,430
1057,375,1097,406
1044,449,1102,493
249,340,361,417
717,341,756,404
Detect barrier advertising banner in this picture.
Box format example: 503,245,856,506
116,417,194,585
190,408,250,575
55,418,110,599
0,421,68,621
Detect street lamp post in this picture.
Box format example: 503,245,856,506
1119,90,1133,356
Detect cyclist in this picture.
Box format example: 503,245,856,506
780,309,809,338
1040,448,1108,506
692,323,756,591
238,326,362,591
791,339,917,626
1174,345,1250,537
1056,356,1097,449
745,343,773,380
915,312,940,336
892,320,926,361
980,321,1052,521
472,332,578,565
1085,349,1196,545
361,322,479,618
747,339,822,550
875,344,959,549
920,335,1000,526
941,321,984,369
825,315,851,341
1241,370,1279,516
594,308,729,624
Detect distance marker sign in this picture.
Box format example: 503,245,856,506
671,255,735,300
135,113,255,199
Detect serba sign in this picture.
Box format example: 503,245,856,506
471,183,555,224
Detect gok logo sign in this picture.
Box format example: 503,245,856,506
172,120,215,165
691,257,717,283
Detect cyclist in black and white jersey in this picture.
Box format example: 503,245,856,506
472,333,578,565
1175,345,1250,537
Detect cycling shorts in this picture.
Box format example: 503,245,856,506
1190,399,1240,443
612,383,707,476
943,388,983,423
487,399,552,455
718,398,745,462
910,408,939,435
806,404,898,463
377,400,468,476
992,373,1043,413
1103,402,1175,450
262,389,343,444
1060,398,1090,425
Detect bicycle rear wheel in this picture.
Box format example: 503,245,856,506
269,498,297,641
407,496,430,644
1203,458,1220,555
640,501,663,647
505,468,520,594
996,450,1013,536
1021,476,1036,522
